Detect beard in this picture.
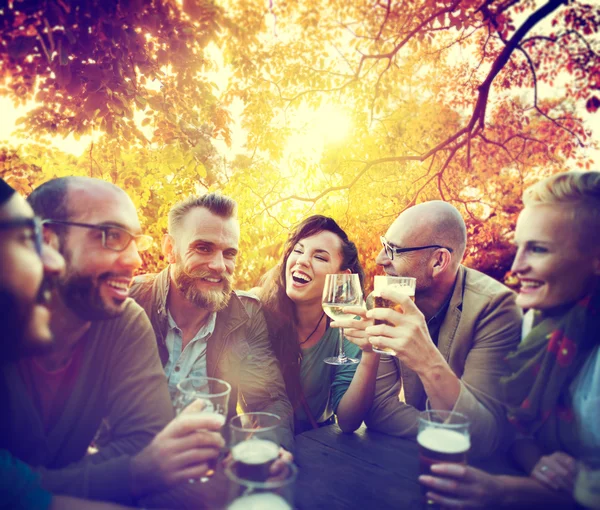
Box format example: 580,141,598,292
58,270,126,321
171,261,233,313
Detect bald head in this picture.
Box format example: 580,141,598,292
28,176,131,221
395,201,467,262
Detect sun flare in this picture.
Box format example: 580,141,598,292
282,103,352,165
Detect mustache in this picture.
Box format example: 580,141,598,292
186,269,233,284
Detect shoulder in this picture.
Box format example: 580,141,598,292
233,290,263,314
462,266,516,302
130,272,158,294
88,299,153,344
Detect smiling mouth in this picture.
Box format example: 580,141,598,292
519,280,543,290
292,271,312,285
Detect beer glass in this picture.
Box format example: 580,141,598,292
174,376,231,483
418,410,470,508
229,412,282,483
371,275,416,355
321,273,363,365
225,461,297,510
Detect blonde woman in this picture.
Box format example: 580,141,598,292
420,171,600,508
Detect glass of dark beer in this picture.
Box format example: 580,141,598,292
229,412,282,483
418,410,470,509
371,275,416,355
174,376,231,483
225,461,297,510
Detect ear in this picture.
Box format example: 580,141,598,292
162,234,177,264
42,225,61,251
340,267,352,275
431,249,452,278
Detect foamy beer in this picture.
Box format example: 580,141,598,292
371,276,416,355
418,410,470,508
231,439,280,482
228,492,292,510
225,461,297,510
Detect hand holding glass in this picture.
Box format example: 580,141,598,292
322,273,363,365
370,275,416,355
174,376,231,483
229,412,282,483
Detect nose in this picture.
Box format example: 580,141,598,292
375,247,390,267
118,239,143,271
207,251,226,273
510,246,528,275
41,244,65,277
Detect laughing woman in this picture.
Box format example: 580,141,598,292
256,215,378,434
419,171,600,508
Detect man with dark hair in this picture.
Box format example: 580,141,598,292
335,201,522,457
2,176,224,507
130,193,295,450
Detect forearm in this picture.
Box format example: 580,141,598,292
497,475,575,508
51,496,132,510
336,352,379,433
509,438,545,474
39,456,134,504
419,359,461,412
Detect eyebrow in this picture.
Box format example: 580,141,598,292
99,222,142,234
296,242,330,256
193,239,238,253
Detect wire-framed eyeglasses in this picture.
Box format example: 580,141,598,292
380,236,453,261
42,220,153,252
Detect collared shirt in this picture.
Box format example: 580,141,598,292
427,288,454,346
164,310,216,399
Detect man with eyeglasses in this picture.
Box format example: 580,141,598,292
1,176,224,507
336,201,522,457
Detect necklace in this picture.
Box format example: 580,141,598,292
298,311,326,346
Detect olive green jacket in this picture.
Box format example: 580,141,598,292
130,267,294,451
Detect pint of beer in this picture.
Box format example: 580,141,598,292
371,275,416,355
418,410,470,509
231,438,280,482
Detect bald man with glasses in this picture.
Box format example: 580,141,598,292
334,201,522,457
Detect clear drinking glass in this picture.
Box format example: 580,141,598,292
417,410,470,509
174,376,231,483
370,275,416,355
321,273,363,365
225,461,297,510
229,412,282,483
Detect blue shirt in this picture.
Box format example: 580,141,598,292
164,310,216,399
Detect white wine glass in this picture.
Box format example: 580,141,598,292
321,273,363,365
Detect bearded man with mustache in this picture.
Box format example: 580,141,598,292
130,193,294,452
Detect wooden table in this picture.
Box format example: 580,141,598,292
294,424,522,510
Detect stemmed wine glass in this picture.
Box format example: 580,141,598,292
321,273,363,365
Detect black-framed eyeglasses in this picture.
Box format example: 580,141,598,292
42,220,153,252
0,217,43,255
380,236,453,260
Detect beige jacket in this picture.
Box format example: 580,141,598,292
365,266,522,458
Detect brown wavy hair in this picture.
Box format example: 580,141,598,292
256,215,365,410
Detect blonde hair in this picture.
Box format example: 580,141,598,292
523,171,600,248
